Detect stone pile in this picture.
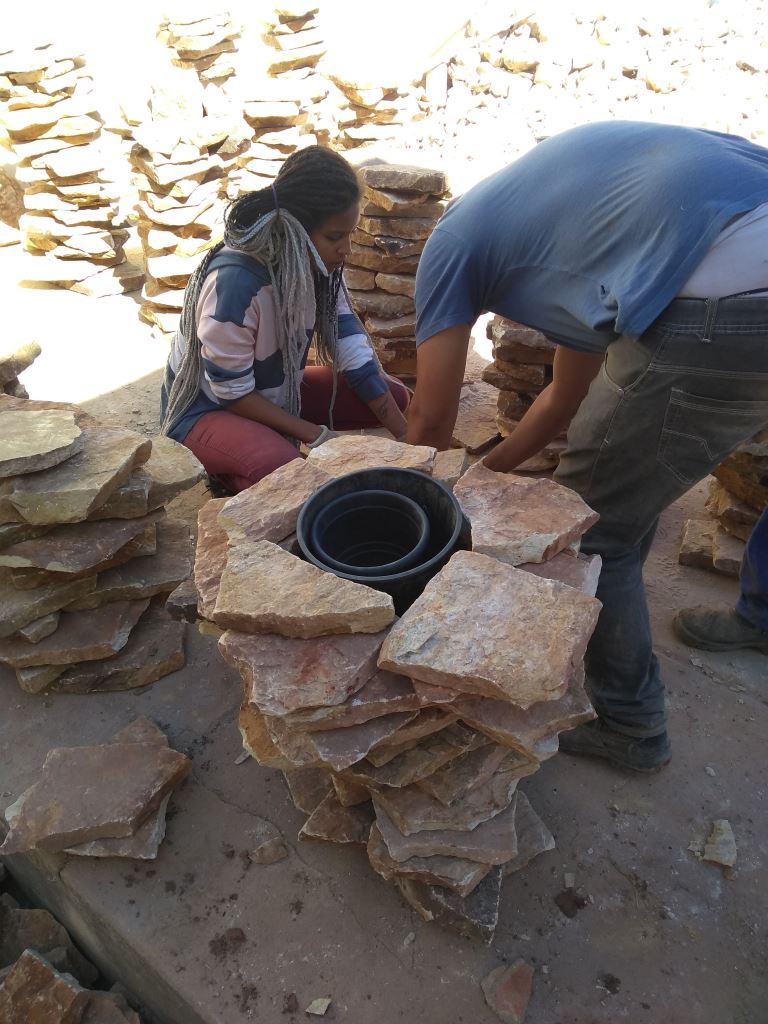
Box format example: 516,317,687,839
0,717,190,864
190,434,602,941
158,10,242,86
346,162,448,380
262,4,327,84
679,432,767,577
481,315,565,469
329,73,420,150
0,43,139,297
0,396,203,695
131,74,236,337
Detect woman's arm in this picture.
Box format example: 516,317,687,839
482,346,604,472
366,388,408,441
407,324,471,449
229,392,323,445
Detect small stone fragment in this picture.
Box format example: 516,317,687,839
712,527,744,577
164,577,199,622
1,734,191,854
222,628,385,716
454,465,599,565
307,433,436,477
218,458,331,545
702,819,738,868
432,448,468,489
248,818,289,864
305,996,332,1016
299,792,374,844
212,540,394,637
395,865,503,942
0,949,89,1024
481,959,534,1024
678,519,716,569
15,664,65,694
0,409,82,478
379,551,601,708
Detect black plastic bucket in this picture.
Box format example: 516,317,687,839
297,467,466,614
309,489,430,577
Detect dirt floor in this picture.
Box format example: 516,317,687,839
1,243,767,1024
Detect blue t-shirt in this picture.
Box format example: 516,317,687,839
415,121,768,353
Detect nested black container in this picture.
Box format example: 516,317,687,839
297,467,466,614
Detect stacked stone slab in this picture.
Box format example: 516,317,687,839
0,340,41,400
346,163,448,379
482,315,565,468
0,43,138,298
679,432,767,577
329,74,420,150
158,10,241,86
131,72,234,337
190,435,602,941
0,396,204,695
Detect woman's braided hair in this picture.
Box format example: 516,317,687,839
161,145,361,437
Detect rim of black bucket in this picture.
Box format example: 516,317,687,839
296,466,464,585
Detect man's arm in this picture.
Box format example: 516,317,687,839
482,346,604,472
406,325,471,450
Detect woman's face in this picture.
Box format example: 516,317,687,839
310,202,359,273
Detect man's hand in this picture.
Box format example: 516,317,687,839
406,324,471,450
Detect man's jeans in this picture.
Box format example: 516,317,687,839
554,295,768,737
737,506,768,633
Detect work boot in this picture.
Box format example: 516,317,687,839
559,719,671,773
673,606,768,654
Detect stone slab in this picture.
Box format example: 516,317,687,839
519,551,602,596
350,723,482,789
64,794,170,861
379,550,601,708
0,948,89,1023
282,767,333,814
18,611,60,643
0,409,82,478
433,448,468,489
238,705,295,769
308,711,420,771
218,458,331,545
454,465,600,565
394,865,503,943
0,509,163,574
367,823,491,897
0,569,95,639
221,628,386,716
193,497,228,620
0,902,97,984
46,605,186,694
298,791,374,844
4,425,152,525
356,164,447,195
279,670,422,732
451,382,501,454
15,664,65,694
212,540,394,638
307,434,436,477
503,792,555,876
0,739,191,854
366,709,458,766
679,518,716,569
416,741,511,806
372,755,527,835
66,521,194,610
0,598,149,668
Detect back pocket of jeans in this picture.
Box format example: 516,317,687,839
658,388,768,486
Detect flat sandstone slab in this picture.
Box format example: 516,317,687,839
307,434,436,477
454,465,599,565
221,628,387,716
279,670,422,732
379,550,601,708
0,738,191,854
367,823,491,897
194,497,228,619
0,568,96,639
3,425,152,525
395,865,503,943
299,792,374,844
212,539,394,637
218,458,331,545
0,949,89,1023
0,408,82,478
520,550,602,596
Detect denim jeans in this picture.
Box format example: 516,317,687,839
737,506,768,632
554,295,768,737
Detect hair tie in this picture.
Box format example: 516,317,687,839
271,182,280,213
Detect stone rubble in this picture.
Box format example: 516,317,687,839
202,449,601,942
0,396,201,693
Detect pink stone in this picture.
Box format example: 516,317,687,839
194,497,228,619
519,551,602,597
454,464,599,565
481,960,534,1024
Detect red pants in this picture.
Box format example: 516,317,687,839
183,366,410,493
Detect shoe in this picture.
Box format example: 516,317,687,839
673,606,768,654
559,719,671,773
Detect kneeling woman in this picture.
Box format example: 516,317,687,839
160,146,409,493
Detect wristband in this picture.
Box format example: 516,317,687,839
306,425,334,449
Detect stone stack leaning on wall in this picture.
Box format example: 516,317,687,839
346,163,448,380
0,43,139,298
189,435,602,942
0,395,204,695
679,433,768,577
